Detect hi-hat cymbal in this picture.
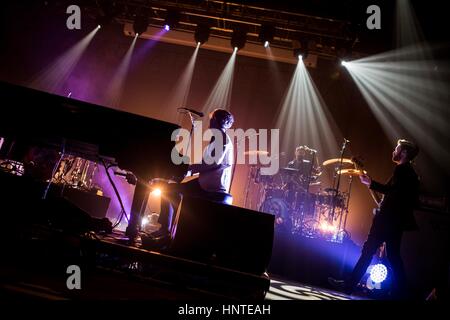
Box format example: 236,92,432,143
322,158,354,166
244,150,269,156
337,169,367,176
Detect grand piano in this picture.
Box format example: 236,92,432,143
0,81,273,299
0,81,186,238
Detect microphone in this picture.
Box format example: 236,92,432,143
178,107,204,118
344,138,350,143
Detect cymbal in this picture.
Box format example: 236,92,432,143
337,169,367,176
244,150,269,156
322,158,354,166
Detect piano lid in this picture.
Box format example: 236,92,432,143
0,81,186,181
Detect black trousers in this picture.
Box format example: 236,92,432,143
158,179,207,232
348,213,407,297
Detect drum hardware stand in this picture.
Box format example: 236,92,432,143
244,165,258,209
341,175,353,238
330,138,349,224
299,148,317,236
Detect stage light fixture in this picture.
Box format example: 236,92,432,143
164,9,180,31
95,0,118,28
133,14,149,35
259,24,275,48
151,188,162,197
369,264,388,284
231,27,247,51
292,39,309,60
336,40,353,63
195,23,210,45
141,216,149,226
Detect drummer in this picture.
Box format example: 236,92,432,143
287,145,321,178
283,146,320,203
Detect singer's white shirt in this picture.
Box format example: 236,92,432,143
198,133,233,193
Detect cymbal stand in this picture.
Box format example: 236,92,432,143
244,165,254,209
330,139,349,223
341,175,353,240
185,111,197,159
300,149,317,235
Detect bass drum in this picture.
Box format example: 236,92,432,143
260,197,292,233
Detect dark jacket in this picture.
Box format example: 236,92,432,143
370,162,420,230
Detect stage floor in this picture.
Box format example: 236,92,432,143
266,277,364,300
0,274,362,301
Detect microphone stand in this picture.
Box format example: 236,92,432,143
185,111,196,156
177,109,201,171
330,139,349,225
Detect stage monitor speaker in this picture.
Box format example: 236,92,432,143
169,196,275,275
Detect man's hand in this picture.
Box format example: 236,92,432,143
359,174,372,186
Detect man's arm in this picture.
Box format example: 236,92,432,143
189,162,230,174
369,166,414,195
369,180,391,194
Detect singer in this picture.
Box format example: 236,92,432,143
151,108,235,241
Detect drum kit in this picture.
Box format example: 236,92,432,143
245,146,365,243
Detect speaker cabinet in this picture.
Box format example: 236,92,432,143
170,196,275,275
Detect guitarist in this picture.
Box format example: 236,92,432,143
329,139,420,298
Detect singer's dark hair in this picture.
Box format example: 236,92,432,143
397,139,419,161
210,108,234,129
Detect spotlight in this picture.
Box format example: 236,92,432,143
231,27,247,51
195,23,210,45
133,14,149,35
164,9,180,31
336,40,353,63
319,221,337,233
369,263,388,284
96,15,112,28
292,39,309,59
341,60,348,67
95,0,118,28
151,188,162,197
141,216,149,227
259,24,275,48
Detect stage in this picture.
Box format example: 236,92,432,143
0,0,449,304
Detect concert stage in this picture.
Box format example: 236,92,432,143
1,0,449,304
0,222,358,301
269,231,361,290
0,224,358,301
